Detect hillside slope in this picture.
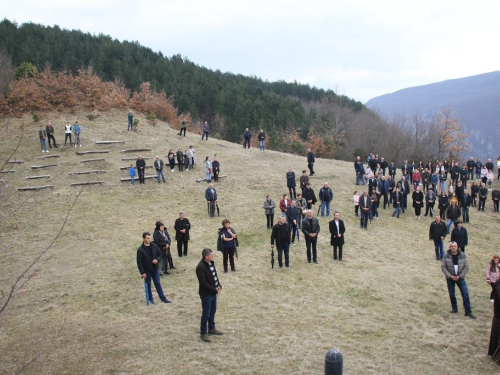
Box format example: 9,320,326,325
365,71,500,159
0,112,499,374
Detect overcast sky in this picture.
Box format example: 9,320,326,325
4,0,500,103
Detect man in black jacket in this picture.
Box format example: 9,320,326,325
174,212,191,256
307,148,315,175
243,128,252,148
429,215,447,260
302,183,317,209
329,212,346,261
451,220,468,253
302,209,320,263
136,155,146,184
271,215,291,268
478,183,488,211
137,232,171,304
196,248,223,342
492,186,500,212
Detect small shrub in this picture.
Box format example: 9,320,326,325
31,111,39,123
133,118,139,131
87,110,99,121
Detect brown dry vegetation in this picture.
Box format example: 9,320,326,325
0,110,499,374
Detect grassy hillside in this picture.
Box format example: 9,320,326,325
1,111,499,374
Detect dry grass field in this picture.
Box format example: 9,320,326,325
1,110,500,374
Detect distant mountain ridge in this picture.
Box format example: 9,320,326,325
365,71,500,159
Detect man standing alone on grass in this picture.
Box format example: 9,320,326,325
202,121,210,141
302,209,320,264
429,215,447,260
205,183,217,218
307,148,315,176
128,111,134,131
137,232,171,304
197,248,223,342
286,168,297,199
441,241,475,319
271,215,291,268
154,155,166,183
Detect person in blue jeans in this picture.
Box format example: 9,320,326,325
129,164,136,184
441,242,475,319
196,248,223,342
258,129,266,151
318,182,333,217
429,215,447,260
136,232,171,304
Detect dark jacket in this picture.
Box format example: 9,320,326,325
243,130,252,140
174,218,191,241
438,195,449,211
258,132,265,141
154,159,164,171
136,158,146,171
467,159,475,171
329,219,345,246
307,151,315,164
286,172,296,187
271,222,291,247
429,220,447,240
137,242,162,274
301,216,320,237
196,259,221,297
358,194,372,211
319,187,333,202
378,179,389,194
302,187,317,205
393,191,403,208
461,193,472,208
286,205,301,225
153,228,171,248
451,226,468,249
299,175,309,190
446,205,461,220
205,187,218,201
412,191,424,208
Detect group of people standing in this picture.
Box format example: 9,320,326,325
38,120,82,152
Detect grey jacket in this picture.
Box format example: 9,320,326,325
441,250,469,279
263,199,276,215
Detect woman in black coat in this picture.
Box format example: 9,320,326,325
438,191,449,220
489,283,500,364
153,221,175,274
412,187,424,219
329,213,345,261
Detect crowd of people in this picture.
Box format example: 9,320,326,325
129,115,499,357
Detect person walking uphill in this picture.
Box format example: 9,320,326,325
441,241,476,319
137,232,171,304
196,248,223,342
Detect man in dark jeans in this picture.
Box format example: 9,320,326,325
136,232,171,304
441,241,475,319
46,121,58,148
196,248,223,342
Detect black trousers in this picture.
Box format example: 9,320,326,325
64,133,72,144
179,128,186,136
161,248,175,271
425,202,434,216
288,186,296,199
223,247,235,269
243,139,251,148
333,245,343,260
47,134,57,147
266,214,274,229
177,240,188,256
381,193,388,208
308,162,314,175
